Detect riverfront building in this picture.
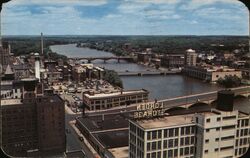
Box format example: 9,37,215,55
82,89,149,111
160,54,185,68
183,65,242,82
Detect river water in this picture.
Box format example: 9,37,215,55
50,44,222,100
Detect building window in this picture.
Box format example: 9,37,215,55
215,148,219,152
206,118,210,123
206,129,210,132
205,139,209,143
217,117,221,121
205,150,208,154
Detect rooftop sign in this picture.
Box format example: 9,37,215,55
134,102,165,119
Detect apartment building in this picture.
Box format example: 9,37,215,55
82,89,149,111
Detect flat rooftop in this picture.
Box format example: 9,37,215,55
93,129,128,149
77,113,129,132
134,114,194,130
84,89,147,99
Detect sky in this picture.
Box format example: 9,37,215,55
1,0,249,35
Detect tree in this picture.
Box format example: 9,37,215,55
217,75,241,88
103,70,123,88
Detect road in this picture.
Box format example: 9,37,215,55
65,107,95,158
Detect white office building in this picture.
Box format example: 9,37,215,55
129,109,250,158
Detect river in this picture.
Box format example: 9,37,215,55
50,44,222,100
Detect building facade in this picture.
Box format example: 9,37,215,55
1,78,66,157
129,109,250,158
82,89,149,111
185,49,197,66
161,54,185,68
183,66,242,82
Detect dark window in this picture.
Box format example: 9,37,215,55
205,139,209,143
168,139,174,148
157,141,161,150
152,131,157,139
152,142,156,150
206,118,210,123
217,117,221,121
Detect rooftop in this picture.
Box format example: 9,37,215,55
134,114,194,130
84,89,148,99
109,147,128,158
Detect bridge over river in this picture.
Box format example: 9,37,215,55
86,86,250,116
68,56,134,63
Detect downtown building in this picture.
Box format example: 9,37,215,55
1,78,66,157
82,89,149,111
129,90,250,158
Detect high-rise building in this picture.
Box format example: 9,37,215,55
1,78,66,157
185,49,197,66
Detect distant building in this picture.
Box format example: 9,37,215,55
185,49,197,66
137,53,152,63
0,42,12,72
82,89,149,111
183,65,242,82
1,78,65,157
161,54,185,68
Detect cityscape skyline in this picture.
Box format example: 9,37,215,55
1,0,249,35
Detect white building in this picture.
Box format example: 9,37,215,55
129,109,250,158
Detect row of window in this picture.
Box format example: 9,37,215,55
147,126,195,140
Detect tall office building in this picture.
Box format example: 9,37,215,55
1,78,65,157
129,91,250,158
185,49,197,66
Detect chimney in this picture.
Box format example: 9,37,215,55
216,90,234,112
41,32,44,55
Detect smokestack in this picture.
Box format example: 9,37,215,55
34,53,40,81
41,32,44,55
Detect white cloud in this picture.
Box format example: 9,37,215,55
126,0,181,4
195,7,246,21
4,0,107,6
180,0,243,10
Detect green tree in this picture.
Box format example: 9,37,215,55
217,75,241,88
103,70,123,88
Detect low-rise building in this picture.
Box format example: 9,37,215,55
82,89,149,111
137,53,152,63
183,65,242,82
160,54,185,68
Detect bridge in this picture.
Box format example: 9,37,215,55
86,86,250,116
117,70,182,76
69,56,134,63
